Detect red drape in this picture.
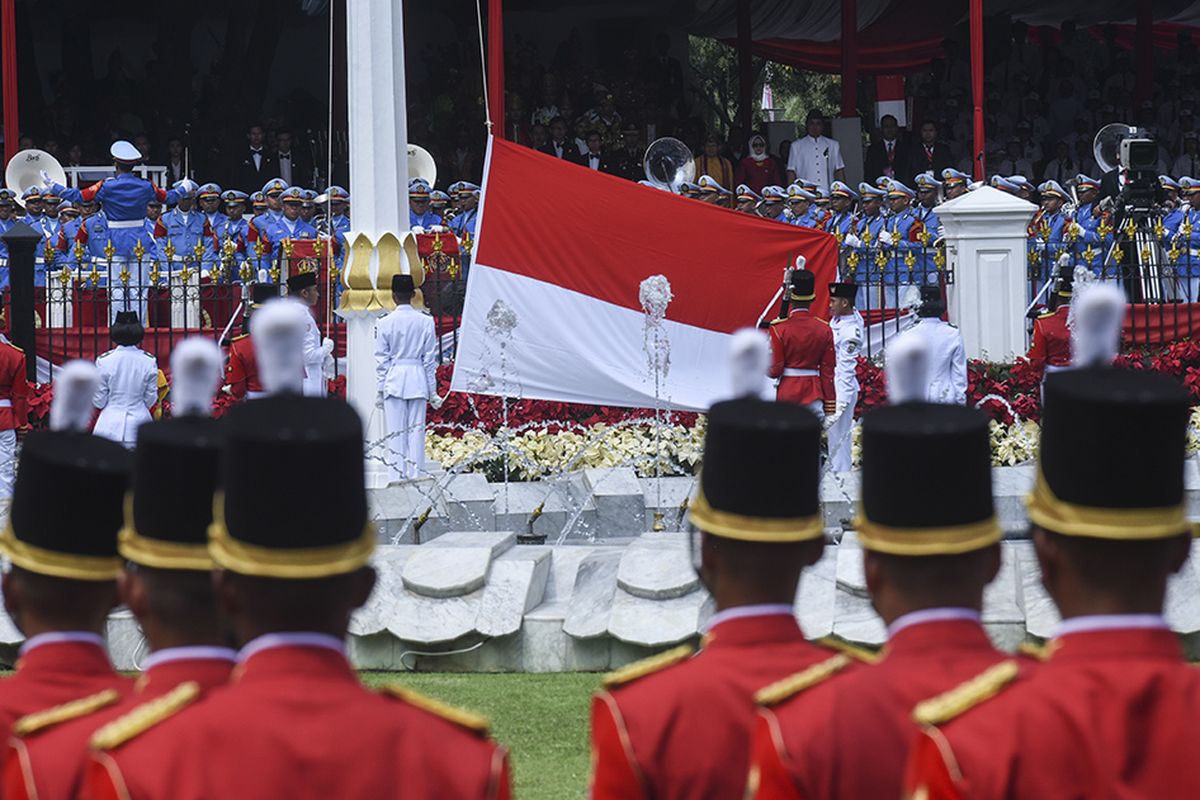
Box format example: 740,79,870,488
2,0,17,165
970,0,985,180
488,0,505,139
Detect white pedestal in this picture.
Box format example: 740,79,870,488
168,270,202,329
938,186,1038,361
46,273,73,329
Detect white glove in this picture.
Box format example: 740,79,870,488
177,178,199,194
375,392,385,409
430,394,445,410
878,230,895,246
843,234,862,249
320,337,334,357
430,225,447,233
39,170,53,188
411,225,426,235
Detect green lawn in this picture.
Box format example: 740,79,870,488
361,672,598,800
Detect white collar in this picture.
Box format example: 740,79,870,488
238,632,345,663
1055,614,1169,637
704,604,794,633
141,645,237,671
20,631,106,656
888,607,981,638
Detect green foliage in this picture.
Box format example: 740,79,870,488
362,671,598,800
687,37,842,135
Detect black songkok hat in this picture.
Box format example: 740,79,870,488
688,398,823,541
249,282,278,308
857,403,999,554
829,282,857,301
286,271,317,292
209,395,373,577
120,417,222,570
1027,368,1192,540
789,269,816,302
392,274,415,294
1,432,131,579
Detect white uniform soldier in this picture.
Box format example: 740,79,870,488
286,270,334,397
93,312,159,448
375,274,441,482
827,281,864,471
908,286,967,404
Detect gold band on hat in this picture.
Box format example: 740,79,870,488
1025,469,1193,540
0,525,122,581
789,292,816,302
688,491,824,542
854,514,1002,555
207,492,375,578
118,494,213,571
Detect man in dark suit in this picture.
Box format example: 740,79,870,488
538,117,580,162
580,130,617,175
229,123,279,193
273,129,313,188
907,120,955,184
864,114,909,182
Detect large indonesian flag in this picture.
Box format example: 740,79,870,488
450,137,838,410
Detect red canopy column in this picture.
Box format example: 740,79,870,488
736,0,753,134
970,0,985,180
488,0,505,139
2,0,17,164
840,0,858,118
1134,0,1152,106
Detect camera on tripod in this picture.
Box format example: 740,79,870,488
1118,137,1159,212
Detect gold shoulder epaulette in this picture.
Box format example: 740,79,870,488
769,317,786,326
13,688,121,737
231,333,249,342
754,653,850,707
1037,310,1055,319
5,341,22,353
90,681,200,751
601,644,694,690
816,636,881,664
1017,641,1050,661
382,685,490,735
912,660,1020,727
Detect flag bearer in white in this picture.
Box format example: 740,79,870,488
827,281,864,471
375,274,440,482
286,270,334,397
93,312,159,448
908,286,968,404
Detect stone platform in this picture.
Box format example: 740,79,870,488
1,462,1197,672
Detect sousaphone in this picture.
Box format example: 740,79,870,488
5,149,67,208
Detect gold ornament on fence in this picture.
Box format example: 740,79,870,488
72,240,86,264
1082,245,1097,266
1154,218,1166,239
874,248,888,268
1124,217,1137,238
1112,245,1125,264
88,263,101,288
846,251,860,269
239,262,253,283
191,242,206,267
149,262,161,286
904,251,916,271
58,267,72,289
934,248,946,270
861,227,873,245
163,240,176,265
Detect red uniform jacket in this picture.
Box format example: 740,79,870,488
0,640,132,774
749,617,1014,800
1026,306,1070,371
0,341,28,430
905,627,1200,799
5,654,234,800
767,310,836,412
590,613,836,800
85,644,511,800
224,334,261,399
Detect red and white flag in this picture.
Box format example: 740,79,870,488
450,137,838,411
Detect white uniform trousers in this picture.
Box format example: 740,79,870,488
383,396,426,482
827,389,857,472
0,429,15,500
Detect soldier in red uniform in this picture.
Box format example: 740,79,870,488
224,282,278,400
0,431,133,771
84,395,512,800
0,331,28,500
1026,264,1073,374
3,415,233,800
767,269,836,416
590,397,858,800
904,368,1200,799
746,401,1013,800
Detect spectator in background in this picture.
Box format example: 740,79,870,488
864,114,908,181
615,123,645,181
994,138,1033,177
694,134,734,192
734,133,784,194
540,116,577,161
1043,140,1079,183
1172,134,1200,180
229,123,278,194
908,120,954,184
787,110,845,194
165,137,187,184
581,131,617,175
274,129,312,188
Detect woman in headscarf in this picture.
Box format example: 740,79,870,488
693,133,735,193
735,133,785,193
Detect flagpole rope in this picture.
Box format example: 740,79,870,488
476,0,493,132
